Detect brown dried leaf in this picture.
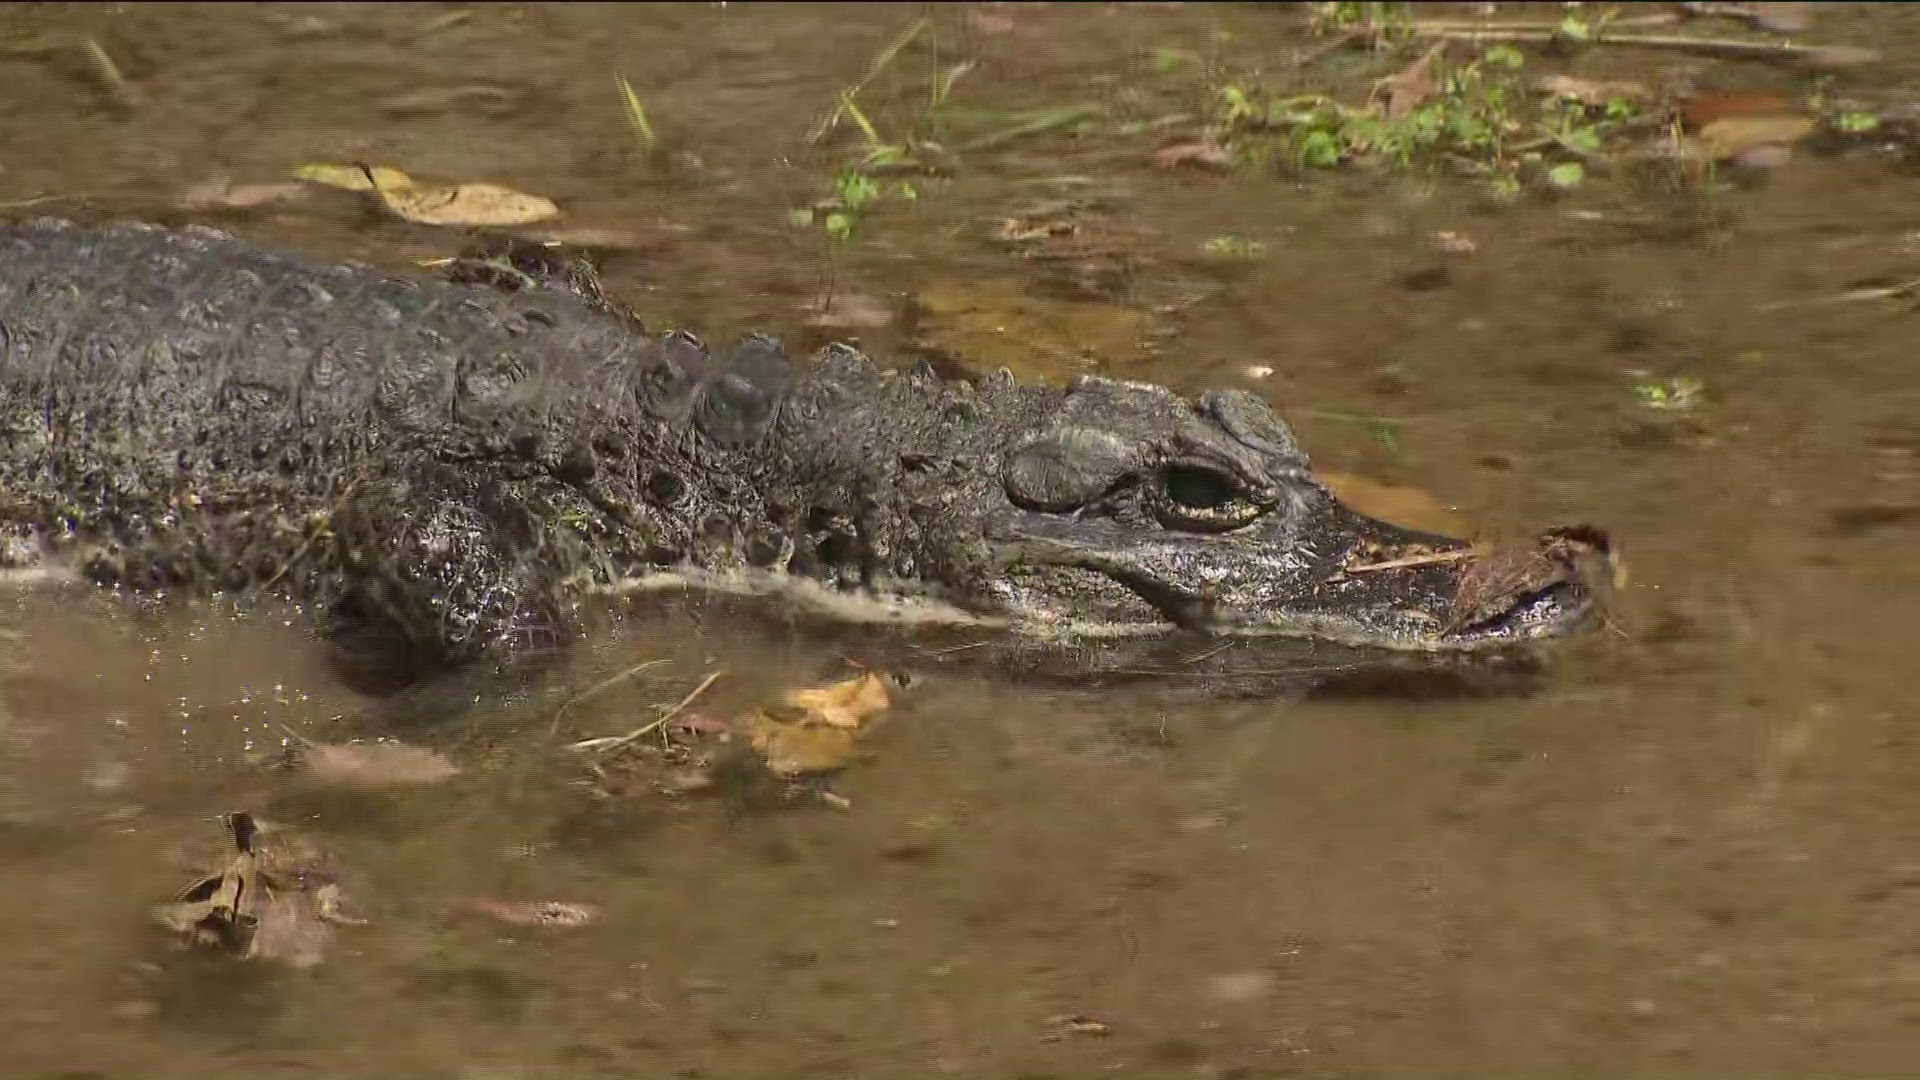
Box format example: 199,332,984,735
248,889,334,968
1681,91,1790,131
180,179,313,211
1376,43,1444,121
1697,113,1814,162
1152,140,1232,170
375,179,559,227
155,813,359,968
1446,526,1615,632
300,741,459,788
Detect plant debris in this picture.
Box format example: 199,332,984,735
746,670,895,777
154,813,362,969
463,898,601,928
297,738,460,788
1445,525,1619,632
1535,74,1649,109
1375,43,1445,121
291,162,559,226
1152,139,1233,170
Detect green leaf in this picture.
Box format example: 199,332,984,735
1483,44,1525,69
1547,161,1585,188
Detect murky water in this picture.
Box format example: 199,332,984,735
2,2,1917,1075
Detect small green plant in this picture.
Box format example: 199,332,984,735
1312,2,1414,39
1835,110,1881,134
1631,375,1705,413
1215,40,1637,194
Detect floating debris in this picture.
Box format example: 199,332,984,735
154,813,361,969
297,739,460,788
747,670,895,777
464,898,601,928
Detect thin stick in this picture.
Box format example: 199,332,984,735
1756,276,1920,312
1344,549,1477,573
1407,25,1877,68
259,471,365,594
569,670,722,754
81,38,143,111
546,658,668,738
1409,14,1679,33
806,17,928,144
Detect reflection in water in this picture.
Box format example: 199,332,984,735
0,0,1914,1073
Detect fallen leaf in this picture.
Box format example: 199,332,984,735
1318,471,1472,537
1696,113,1814,162
915,279,1149,383
1152,140,1232,169
1681,91,1791,131
465,898,601,927
779,671,892,729
1376,43,1445,121
749,713,861,776
299,740,459,788
1432,229,1477,256
249,888,335,968
180,179,312,211
293,162,414,192
1447,525,1614,632
1535,74,1649,108
373,178,559,227
154,813,360,968
746,671,896,776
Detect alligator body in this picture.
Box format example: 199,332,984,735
0,219,1602,693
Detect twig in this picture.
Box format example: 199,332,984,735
569,670,722,754
1407,25,1877,68
806,17,928,144
546,658,668,738
1410,13,1680,34
1756,276,1920,312
955,107,1097,153
1344,549,1476,573
259,471,365,594
81,38,143,111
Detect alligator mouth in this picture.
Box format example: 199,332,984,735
993,523,1611,655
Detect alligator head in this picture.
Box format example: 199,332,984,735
728,357,1610,692
939,374,1606,687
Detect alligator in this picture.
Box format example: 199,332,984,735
0,218,1606,697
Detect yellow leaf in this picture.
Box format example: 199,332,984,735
1318,471,1471,537
1697,115,1814,162
374,179,559,227
293,162,413,192
780,671,891,729
747,710,862,776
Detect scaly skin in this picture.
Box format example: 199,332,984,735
0,219,1600,693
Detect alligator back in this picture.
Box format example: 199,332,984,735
0,219,802,683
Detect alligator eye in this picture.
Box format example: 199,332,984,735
1157,464,1269,533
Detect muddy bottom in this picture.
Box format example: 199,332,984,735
2,2,1917,1076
